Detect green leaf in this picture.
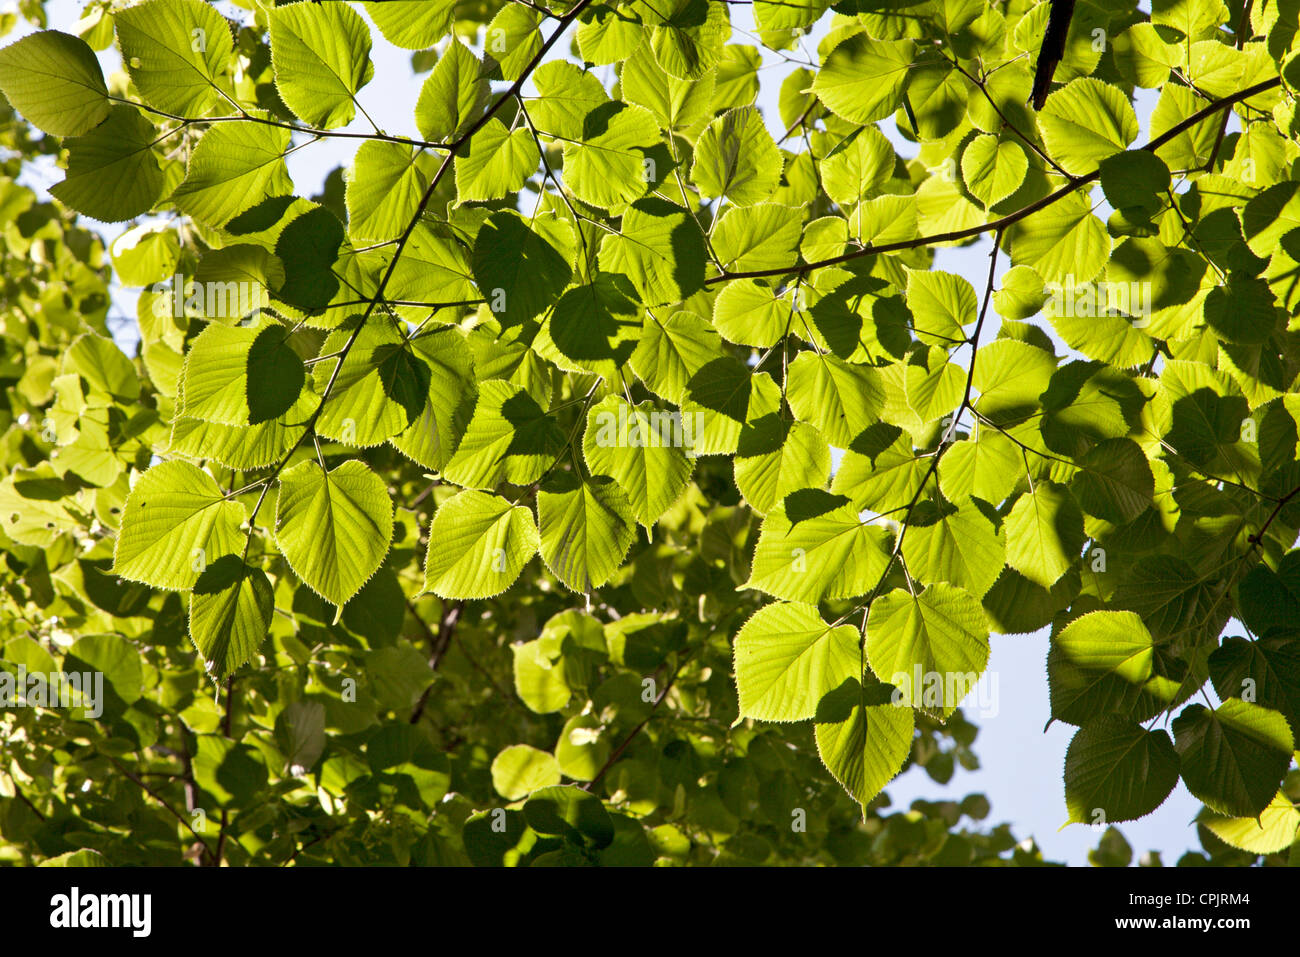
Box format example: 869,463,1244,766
180,320,304,426
1099,150,1171,217
597,198,706,306
743,489,891,603
171,121,293,227
442,379,564,489
811,32,912,126
115,0,233,116
539,275,642,380
312,317,430,447
1037,78,1139,176
1006,190,1110,287
189,556,273,680
537,472,637,593
1202,790,1300,854
786,351,884,448
454,117,539,203
50,106,166,223
274,459,394,611
530,60,610,140
1069,437,1155,524
423,489,538,599
389,329,476,471
582,395,694,527
735,417,831,515
524,785,615,849
734,601,861,722
620,42,714,134
1004,482,1084,588
691,106,780,206
814,678,915,809
491,744,561,801
961,135,1028,209
346,140,436,243
906,270,977,345
471,210,572,325
631,310,720,405
113,461,246,591
711,203,801,272
866,583,990,717
1048,610,1156,726
269,0,374,129
415,38,486,142
1172,699,1294,818
822,126,895,207
1063,719,1179,824
562,101,659,211
485,5,542,80
0,30,109,137
902,503,1005,599
363,0,454,50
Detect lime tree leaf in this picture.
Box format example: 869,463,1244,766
562,101,659,211
1172,699,1294,818
631,310,721,405
115,0,234,116
814,678,915,809
743,489,891,602
49,106,167,223
582,395,694,527
423,489,539,600
906,269,977,345
442,380,565,489
1063,719,1179,824
274,459,395,610
866,583,990,717
620,41,713,134
171,121,292,227
312,318,430,447
538,274,642,380
831,424,929,512
735,417,831,515
189,556,273,680
972,339,1057,423
961,135,1028,209
648,0,728,81
389,329,476,471
485,5,542,80
597,198,706,306
454,117,539,202
415,38,486,142
811,32,912,126
1005,482,1085,588
113,460,246,591
1202,790,1300,855
786,351,884,449
537,472,637,593
691,106,781,206
491,744,561,801
1048,610,1156,726
363,0,454,50
711,203,801,272
1069,437,1155,524
0,30,109,137
530,61,610,140
1005,190,1110,286
269,0,374,129
902,503,1005,599
1209,635,1300,729
513,639,571,714
346,140,435,243
938,429,1022,506
387,223,477,305
1037,78,1139,176
180,320,304,426
822,126,894,207
472,210,572,325
734,601,860,722
1099,150,1170,216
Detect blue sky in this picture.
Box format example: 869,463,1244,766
16,0,1217,864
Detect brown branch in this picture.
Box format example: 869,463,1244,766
705,78,1281,284
409,598,465,724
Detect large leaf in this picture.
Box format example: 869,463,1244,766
0,30,109,137
115,0,234,116
274,460,394,611
1063,719,1179,824
733,601,861,722
537,473,636,593
269,0,374,129
1172,699,1294,818
814,678,915,809
423,489,538,599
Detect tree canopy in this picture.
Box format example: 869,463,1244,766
0,0,1298,867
